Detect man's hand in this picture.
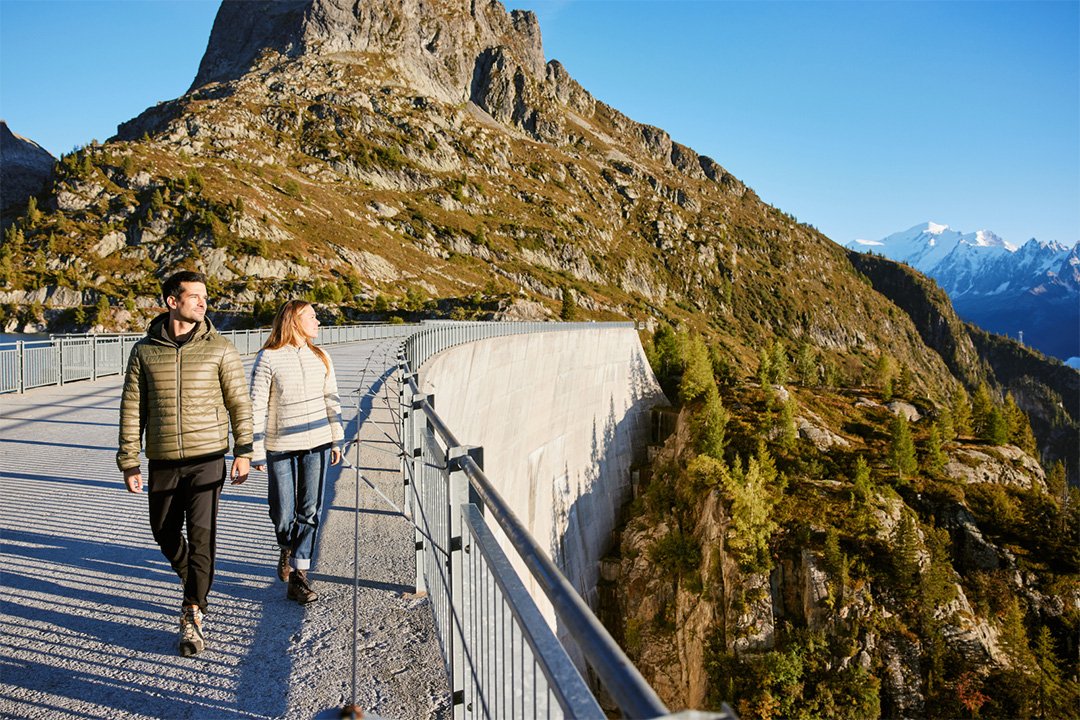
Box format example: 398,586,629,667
123,467,143,493
330,447,342,466
231,456,250,485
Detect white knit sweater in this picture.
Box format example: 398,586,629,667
250,344,344,462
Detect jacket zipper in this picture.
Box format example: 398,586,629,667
176,343,183,457
298,346,310,435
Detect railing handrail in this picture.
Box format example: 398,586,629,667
455,451,666,717
399,320,674,719
0,322,422,394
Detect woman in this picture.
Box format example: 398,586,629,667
250,300,343,604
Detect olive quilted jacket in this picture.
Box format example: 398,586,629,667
116,313,253,470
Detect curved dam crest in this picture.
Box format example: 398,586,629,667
419,326,667,637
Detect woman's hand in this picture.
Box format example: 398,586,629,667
330,447,342,465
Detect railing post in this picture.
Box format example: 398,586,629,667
91,335,97,381
411,391,432,595
56,339,63,387
400,370,416,522
448,444,483,720
17,341,24,393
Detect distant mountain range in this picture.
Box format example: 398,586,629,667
848,222,1079,362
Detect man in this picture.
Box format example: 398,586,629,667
117,270,253,657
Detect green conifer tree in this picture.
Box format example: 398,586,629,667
971,382,995,438
720,443,782,573
93,295,110,326
679,333,714,404
984,406,1009,445
1032,625,1068,719
1046,461,1067,512
882,376,894,402
889,413,918,480
924,422,945,474
694,384,730,460
794,341,816,385
25,196,41,226
778,396,797,449
937,405,955,443
852,455,873,504
874,353,894,392
892,511,922,603
559,286,578,321
3,225,25,251
148,189,164,217
647,325,677,388
770,339,788,385
952,386,973,438
758,346,772,388
895,363,913,398
1003,393,1038,454
821,355,840,388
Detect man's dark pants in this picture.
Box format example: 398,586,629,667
147,455,225,612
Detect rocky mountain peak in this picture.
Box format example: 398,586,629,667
191,0,546,105
0,120,55,214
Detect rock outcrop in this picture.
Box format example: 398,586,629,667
194,0,546,106
1,121,54,213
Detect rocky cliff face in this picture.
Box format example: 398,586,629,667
190,0,546,106
0,121,55,214
607,384,1078,717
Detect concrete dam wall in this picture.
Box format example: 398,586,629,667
419,326,666,639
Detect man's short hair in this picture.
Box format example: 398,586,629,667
162,270,208,302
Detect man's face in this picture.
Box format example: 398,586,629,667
167,281,208,324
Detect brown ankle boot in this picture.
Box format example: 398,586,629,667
287,569,318,604
277,547,291,582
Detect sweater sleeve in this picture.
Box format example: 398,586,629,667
220,342,254,458
249,350,274,463
324,358,344,444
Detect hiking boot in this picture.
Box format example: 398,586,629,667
277,547,291,582
178,605,205,657
287,569,318,604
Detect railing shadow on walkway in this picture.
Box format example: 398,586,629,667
0,339,416,719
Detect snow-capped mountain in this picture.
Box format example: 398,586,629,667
848,222,1079,361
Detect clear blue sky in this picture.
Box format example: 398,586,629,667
2,0,1076,247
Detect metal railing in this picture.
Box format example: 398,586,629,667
0,323,418,394
397,322,733,719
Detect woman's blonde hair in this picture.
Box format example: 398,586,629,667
262,300,330,372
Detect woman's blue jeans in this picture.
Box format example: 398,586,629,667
267,444,330,571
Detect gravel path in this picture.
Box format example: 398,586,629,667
0,339,451,720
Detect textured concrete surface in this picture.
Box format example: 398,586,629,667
0,339,450,720
418,327,665,643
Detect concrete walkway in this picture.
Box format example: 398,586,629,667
0,339,451,719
